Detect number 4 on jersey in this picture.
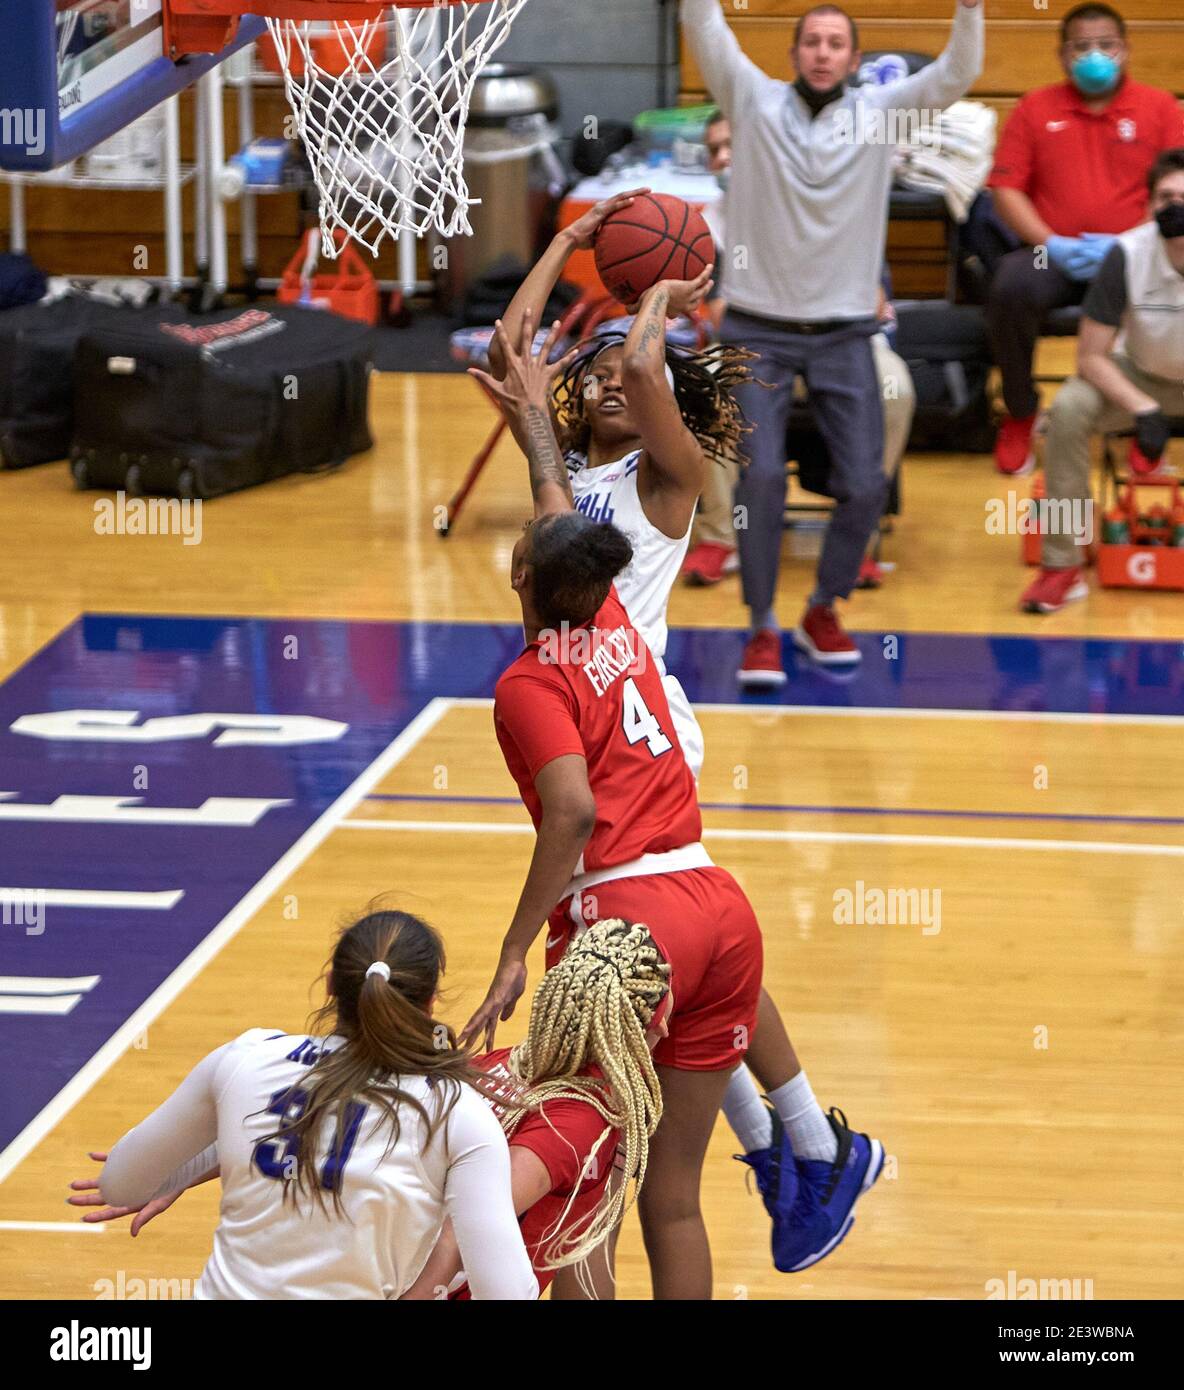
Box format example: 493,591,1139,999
621,678,673,757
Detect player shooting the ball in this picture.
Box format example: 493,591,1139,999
467,307,885,1294
478,189,756,778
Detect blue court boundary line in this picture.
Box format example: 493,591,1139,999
362,792,1184,829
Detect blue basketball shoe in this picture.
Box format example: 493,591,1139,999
774,1107,884,1273
734,1105,799,1228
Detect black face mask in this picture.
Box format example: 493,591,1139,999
1155,203,1184,240
793,75,846,118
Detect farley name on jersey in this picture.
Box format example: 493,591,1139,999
538,623,647,694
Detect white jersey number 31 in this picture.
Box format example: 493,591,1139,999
621,678,673,757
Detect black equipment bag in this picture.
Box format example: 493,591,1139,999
0,296,160,470
71,305,374,499
892,301,995,453
0,252,48,311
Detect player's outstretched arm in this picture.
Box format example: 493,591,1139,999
98,1045,227,1210
622,272,711,538
487,189,648,382
469,311,578,517
461,754,595,1052
401,1149,552,1299
441,1096,539,1301
67,1149,215,1235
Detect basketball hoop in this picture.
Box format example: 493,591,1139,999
164,1,534,256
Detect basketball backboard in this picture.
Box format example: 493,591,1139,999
0,1,265,172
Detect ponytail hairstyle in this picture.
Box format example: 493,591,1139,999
552,332,758,465
502,918,670,1277
527,510,633,630
257,906,478,1214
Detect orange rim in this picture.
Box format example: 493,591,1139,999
243,1,470,15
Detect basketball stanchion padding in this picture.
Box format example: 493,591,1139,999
163,1,535,256
593,193,716,306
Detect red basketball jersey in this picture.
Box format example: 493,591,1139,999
448,1048,619,1299
494,586,701,873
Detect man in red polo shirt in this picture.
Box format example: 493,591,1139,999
986,2,1184,475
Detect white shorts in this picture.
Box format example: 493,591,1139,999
662,673,704,783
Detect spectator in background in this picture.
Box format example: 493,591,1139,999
987,2,1184,476
682,110,915,590
680,110,741,586
682,0,982,684
1021,149,1184,614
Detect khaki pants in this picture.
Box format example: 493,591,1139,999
1042,356,1184,569
694,334,915,548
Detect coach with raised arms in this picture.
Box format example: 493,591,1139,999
681,0,984,685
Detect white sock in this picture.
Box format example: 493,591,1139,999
768,1071,838,1163
722,1065,774,1154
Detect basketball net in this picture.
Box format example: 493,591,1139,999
269,2,533,256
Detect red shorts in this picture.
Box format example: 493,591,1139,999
548,866,763,1071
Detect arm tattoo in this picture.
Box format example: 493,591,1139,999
524,404,573,503
635,289,669,359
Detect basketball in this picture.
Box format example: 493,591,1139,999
593,193,716,305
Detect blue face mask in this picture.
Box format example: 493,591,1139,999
1071,49,1121,97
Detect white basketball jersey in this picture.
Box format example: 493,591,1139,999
567,449,704,779
567,449,689,662
198,1030,473,1300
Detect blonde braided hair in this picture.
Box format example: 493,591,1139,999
502,918,670,1275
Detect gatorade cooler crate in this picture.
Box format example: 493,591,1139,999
278,231,381,327
1097,470,1184,591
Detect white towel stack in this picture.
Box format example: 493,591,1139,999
893,100,997,223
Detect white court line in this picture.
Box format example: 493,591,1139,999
0,889,182,910
347,819,530,835
342,817,1184,858
447,697,1184,728
0,995,85,1017
0,976,101,996
0,1221,104,1234
0,697,453,1188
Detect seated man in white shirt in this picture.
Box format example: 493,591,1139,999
1021,147,1184,613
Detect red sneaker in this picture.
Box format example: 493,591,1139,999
1020,566,1088,614
855,557,884,589
738,628,787,687
682,541,739,586
793,604,861,665
995,413,1037,476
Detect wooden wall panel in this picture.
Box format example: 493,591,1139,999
720,1,1177,20
682,20,1184,97
9,7,1184,290
680,5,1184,299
